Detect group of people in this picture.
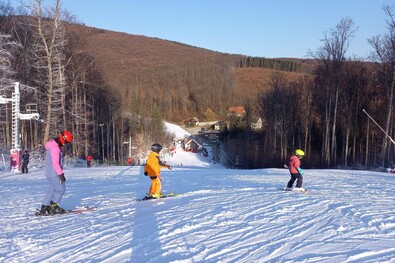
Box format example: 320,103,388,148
142,145,306,197
37,129,172,215
37,128,306,215
9,149,30,173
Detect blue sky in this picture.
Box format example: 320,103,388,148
9,0,394,58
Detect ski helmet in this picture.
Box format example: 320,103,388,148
151,143,162,153
295,149,305,157
59,130,73,145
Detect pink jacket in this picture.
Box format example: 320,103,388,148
45,139,64,176
289,154,301,174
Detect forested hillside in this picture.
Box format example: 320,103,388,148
1,0,395,170
66,24,310,121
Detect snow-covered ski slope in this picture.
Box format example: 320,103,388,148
1,123,395,262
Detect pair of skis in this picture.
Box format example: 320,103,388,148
138,192,179,201
279,187,308,193
34,206,97,216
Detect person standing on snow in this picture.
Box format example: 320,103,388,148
21,150,29,174
9,149,17,171
286,149,305,191
144,143,171,198
86,155,93,168
38,130,73,215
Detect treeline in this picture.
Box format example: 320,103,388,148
222,12,395,169
235,56,306,73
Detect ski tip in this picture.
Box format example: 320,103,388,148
66,206,97,214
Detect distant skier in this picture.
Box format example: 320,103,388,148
144,143,171,198
87,155,93,168
38,130,73,215
9,149,18,171
286,149,305,191
21,150,29,174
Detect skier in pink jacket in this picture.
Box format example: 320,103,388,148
38,130,73,215
286,149,305,191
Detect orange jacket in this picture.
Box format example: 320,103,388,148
144,151,168,177
289,154,301,174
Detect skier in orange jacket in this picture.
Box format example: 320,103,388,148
144,143,171,198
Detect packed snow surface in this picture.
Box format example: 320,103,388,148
1,150,395,262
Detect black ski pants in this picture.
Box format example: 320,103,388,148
22,161,29,173
287,173,303,188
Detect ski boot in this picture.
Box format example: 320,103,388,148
38,204,51,215
152,192,165,199
143,193,163,200
50,201,66,214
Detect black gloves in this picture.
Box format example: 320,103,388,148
59,173,66,183
144,172,148,176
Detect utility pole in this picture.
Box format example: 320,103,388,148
99,123,104,165
123,136,132,163
128,136,132,158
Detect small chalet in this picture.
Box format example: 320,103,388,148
186,117,200,126
227,106,245,117
184,138,202,152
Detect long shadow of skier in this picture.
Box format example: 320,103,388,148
129,203,165,261
129,166,166,262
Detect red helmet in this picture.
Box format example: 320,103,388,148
59,130,73,145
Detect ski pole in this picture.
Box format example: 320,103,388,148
363,109,395,145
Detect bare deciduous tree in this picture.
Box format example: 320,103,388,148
368,5,395,167
27,0,67,144
310,17,357,166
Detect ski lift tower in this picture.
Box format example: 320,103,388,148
0,82,40,171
